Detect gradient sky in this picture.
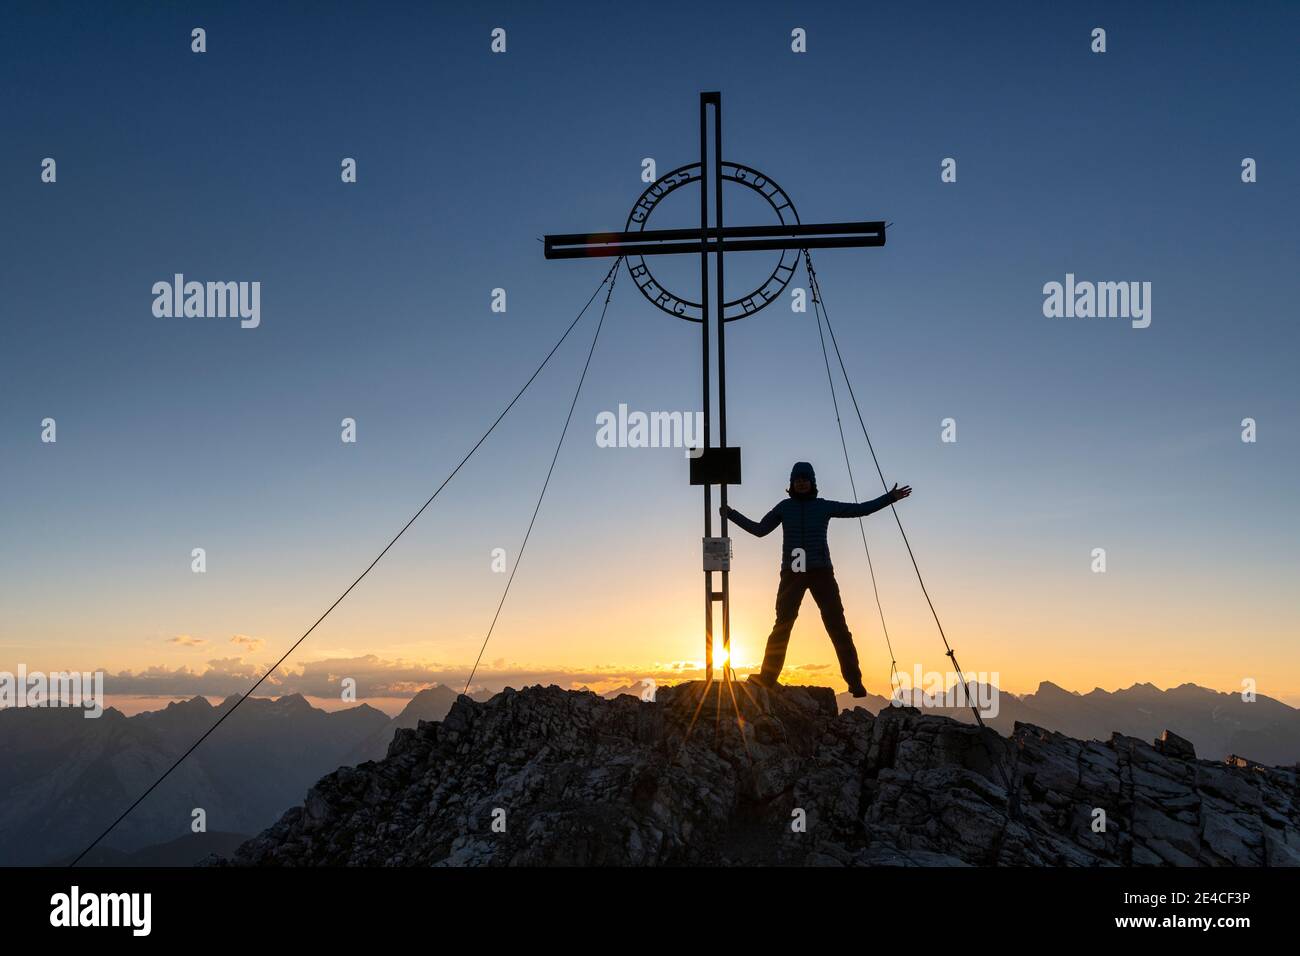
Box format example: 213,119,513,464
2,1,1297,705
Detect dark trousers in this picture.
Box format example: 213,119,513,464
760,567,862,687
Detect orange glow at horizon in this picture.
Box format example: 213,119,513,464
5,524,1299,706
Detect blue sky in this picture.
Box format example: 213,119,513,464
1,1,1297,701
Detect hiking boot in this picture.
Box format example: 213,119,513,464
847,681,868,699
747,673,775,689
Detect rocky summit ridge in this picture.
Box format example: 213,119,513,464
213,681,1300,866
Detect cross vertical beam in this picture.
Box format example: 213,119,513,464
710,92,732,683
699,93,713,681
698,91,733,684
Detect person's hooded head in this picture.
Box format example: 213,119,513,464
787,461,818,499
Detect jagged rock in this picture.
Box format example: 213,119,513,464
209,682,1300,867
1155,729,1196,760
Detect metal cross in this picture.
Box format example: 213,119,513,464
544,91,886,683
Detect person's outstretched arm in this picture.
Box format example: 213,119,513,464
722,502,782,537
827,483,912,518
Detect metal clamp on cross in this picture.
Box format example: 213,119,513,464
544,92,886,683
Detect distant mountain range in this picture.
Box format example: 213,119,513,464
0,683,500,866
832,681,1300,766
0,693,390,866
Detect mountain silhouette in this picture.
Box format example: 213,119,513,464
0,694,389,865
842,680,1300,766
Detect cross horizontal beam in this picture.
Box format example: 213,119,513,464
543,221,885,260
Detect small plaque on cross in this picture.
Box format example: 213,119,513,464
702,536,732,572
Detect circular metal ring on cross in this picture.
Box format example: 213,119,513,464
623,161,801,323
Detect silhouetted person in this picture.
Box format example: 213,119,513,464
723,461,911,698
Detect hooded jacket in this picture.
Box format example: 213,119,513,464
726,462,893,570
